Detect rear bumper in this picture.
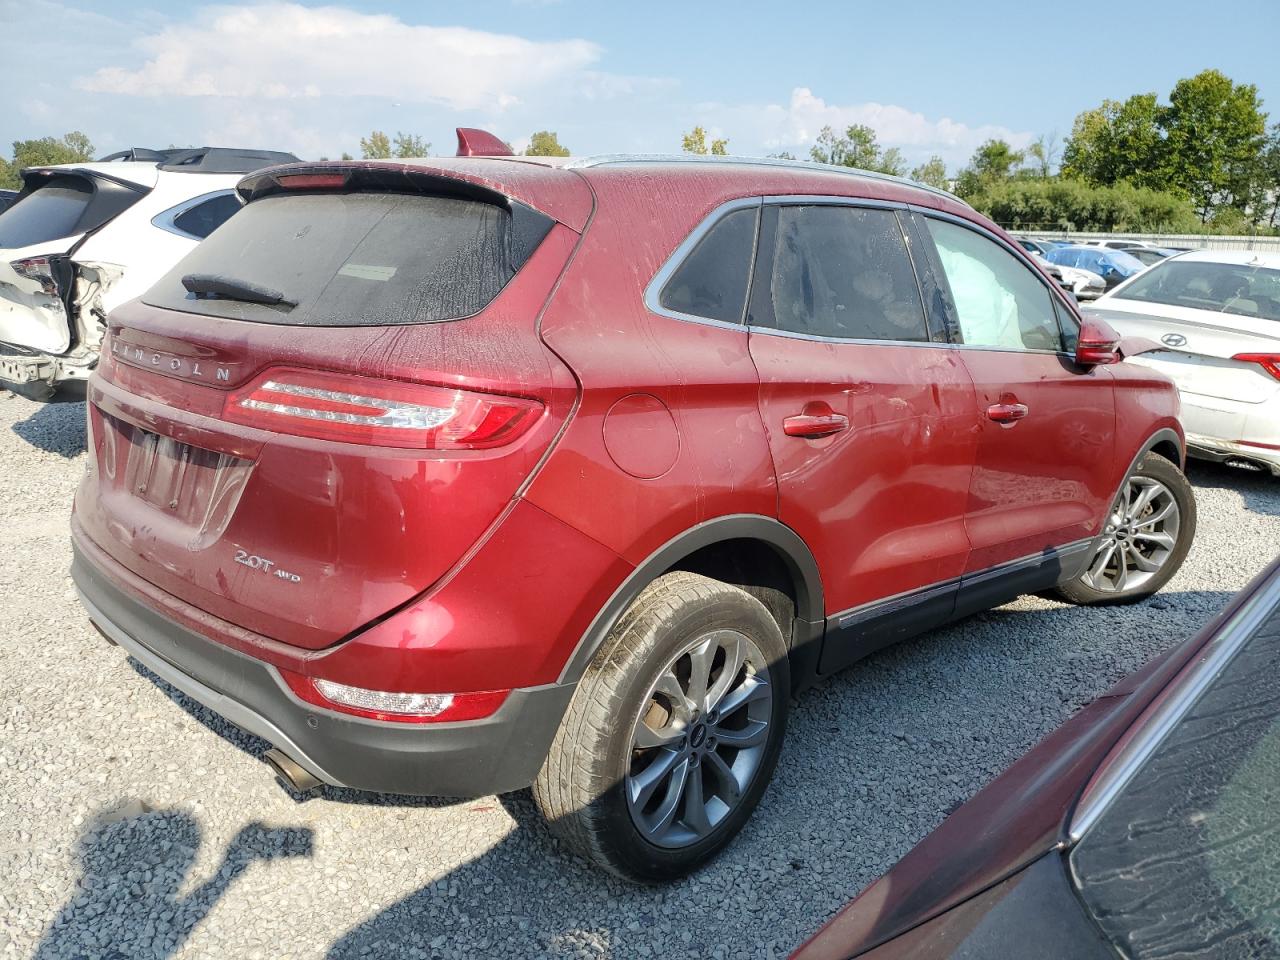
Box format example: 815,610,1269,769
72,542,576,798
0,341,91,401
1185,432,1280,476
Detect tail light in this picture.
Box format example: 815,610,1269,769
1233,353,1280,382
224,368,542,449
11,256,59,297
279,669,508,724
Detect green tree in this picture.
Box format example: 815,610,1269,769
391,132,430,158
1024,134,1059,177
1061,94,1164,189
360,130,391,159
955,139,1024,197
910,155,948,189
966,177,1200,233
681,126,728,155
525,130,570,157
0,131,96,189
1161,69,1268,221
809,124,905,176
1258,127,1280,227
359,130,429,160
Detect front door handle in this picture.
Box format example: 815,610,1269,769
783,411,850,438
986,402,1029,424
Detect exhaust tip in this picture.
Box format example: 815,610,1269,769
263,748,323,793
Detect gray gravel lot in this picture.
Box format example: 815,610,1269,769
1,390,1277,960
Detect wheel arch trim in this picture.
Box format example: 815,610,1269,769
555,514,824,684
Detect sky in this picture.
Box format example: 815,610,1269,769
2,0,1278,171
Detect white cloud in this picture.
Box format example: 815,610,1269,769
79,2,604,113
705,87,1035,168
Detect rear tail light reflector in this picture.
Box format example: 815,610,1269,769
224,368,542,449
1233,353,1280,382
280,670,508,723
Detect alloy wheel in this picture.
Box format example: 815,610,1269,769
1082,476,1181,594
625,629,773,849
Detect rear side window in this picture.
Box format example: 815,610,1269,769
925,218,1063,352
170,192,241,240
0,175,145,248
144,192,538,326
758,205,929,342
659,207,757,323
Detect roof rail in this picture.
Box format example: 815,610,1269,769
563,153,964,204
96,147,300,174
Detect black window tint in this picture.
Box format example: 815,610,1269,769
144,192,524,327
926,218,1063,352
1055,298,1079,352
765,205,928,341
171,193,242,240
660,207,757,323
0,174,144,247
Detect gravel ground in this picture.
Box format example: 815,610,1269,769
1,390,1277,960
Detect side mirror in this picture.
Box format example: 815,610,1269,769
1075,318,1122,366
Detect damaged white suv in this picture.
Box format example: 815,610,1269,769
0,146,296,401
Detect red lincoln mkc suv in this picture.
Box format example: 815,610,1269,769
72,129,1196,882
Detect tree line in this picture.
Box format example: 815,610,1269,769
680,69,1279,235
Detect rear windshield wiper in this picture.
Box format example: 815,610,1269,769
182,273,296,307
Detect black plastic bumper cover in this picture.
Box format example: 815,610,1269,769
71,543,575,798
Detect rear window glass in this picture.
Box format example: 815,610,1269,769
660,207,758,323
144,192,523,326
1116,259,1280,323
0,175,145,248
171,192,242,240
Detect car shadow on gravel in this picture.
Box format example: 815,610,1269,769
34,807,312,960
7,397,86,458
1185,460,1280,516
129,660,476,811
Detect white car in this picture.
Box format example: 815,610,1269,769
1085,249,1280,475
0,146,296,401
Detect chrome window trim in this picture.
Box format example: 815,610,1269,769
745,325,935,349
150,189,240,241
643,196,762,330
1067,565,1280,844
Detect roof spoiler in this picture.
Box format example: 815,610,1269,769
455,128,513,158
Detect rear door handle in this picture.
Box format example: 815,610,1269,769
986,402,1029,424
783,412,850,438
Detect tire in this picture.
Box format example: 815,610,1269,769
1055,452,1196,605
532,571,790,883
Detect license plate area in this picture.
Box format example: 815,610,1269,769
98,409,253,542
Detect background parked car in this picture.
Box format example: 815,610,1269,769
0,145,297,401
1046,244,1146,292
0,189,18,214
1124,246,1180,267
792,554,1280,960
1085,249,1280,475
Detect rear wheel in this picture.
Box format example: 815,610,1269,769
1055,452,1196,605
533,572,789,882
